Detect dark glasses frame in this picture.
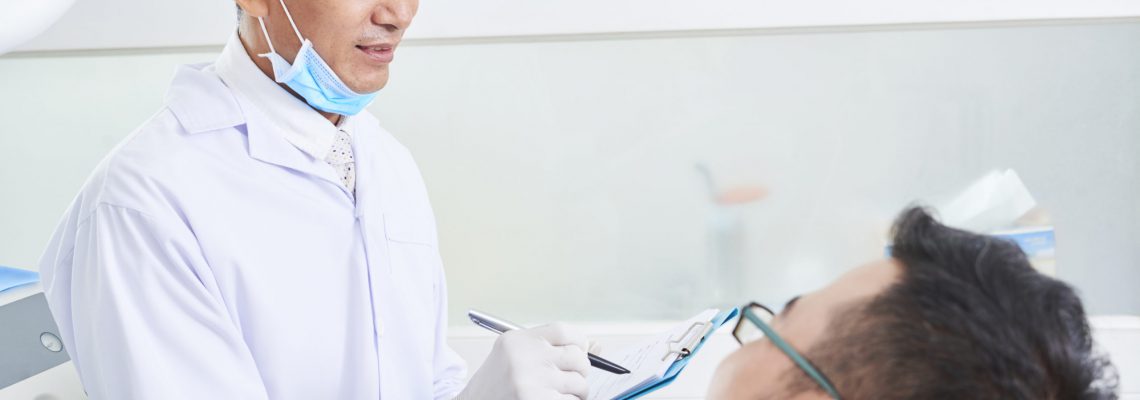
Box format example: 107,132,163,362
732,302,842,400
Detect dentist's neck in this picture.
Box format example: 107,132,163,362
311,105,343,126
238,30,343,127
275,83,343,125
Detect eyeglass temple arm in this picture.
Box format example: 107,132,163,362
742,310,843,400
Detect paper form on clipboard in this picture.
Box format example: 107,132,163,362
587,308,739,400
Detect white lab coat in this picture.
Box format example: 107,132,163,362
38,61,467,399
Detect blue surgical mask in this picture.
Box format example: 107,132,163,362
256,0,377,116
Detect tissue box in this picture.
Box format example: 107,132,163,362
990,226,1056,276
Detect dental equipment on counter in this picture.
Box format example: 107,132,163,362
695,164,767,307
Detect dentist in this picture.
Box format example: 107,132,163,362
38,0,592,399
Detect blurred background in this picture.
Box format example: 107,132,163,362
4,2,1140,398
1,1,1138,327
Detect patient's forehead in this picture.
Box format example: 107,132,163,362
779,258,903,347
708,259,901,399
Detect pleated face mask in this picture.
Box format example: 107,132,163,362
256,0,378,116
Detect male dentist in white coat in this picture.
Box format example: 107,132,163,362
38,0,594,399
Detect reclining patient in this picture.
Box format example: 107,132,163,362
708,207,1118,400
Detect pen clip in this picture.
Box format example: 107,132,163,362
472,319,505,334
468,309,523,335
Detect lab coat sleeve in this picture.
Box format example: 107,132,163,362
431,247,468,399
60,203,269,400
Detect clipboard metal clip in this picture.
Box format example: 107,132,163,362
661,320,712,362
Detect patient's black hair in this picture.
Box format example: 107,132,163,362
789,206,1118,399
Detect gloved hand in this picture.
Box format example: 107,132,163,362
457,323,592,400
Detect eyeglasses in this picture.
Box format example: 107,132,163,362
732,302,842,400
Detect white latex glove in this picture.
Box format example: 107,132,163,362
457,323,592,400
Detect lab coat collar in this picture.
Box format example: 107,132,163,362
214,33,345,161
164,58,355,203
165,63,245,134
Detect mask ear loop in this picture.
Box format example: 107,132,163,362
276,0,305,43
255,0,305,55
256,17,277,54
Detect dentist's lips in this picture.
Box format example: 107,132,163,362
356,44,395,64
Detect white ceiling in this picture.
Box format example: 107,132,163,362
14,0,1140,53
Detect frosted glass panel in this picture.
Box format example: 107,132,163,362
1,22,1137,326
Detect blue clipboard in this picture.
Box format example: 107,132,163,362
614,307,740,400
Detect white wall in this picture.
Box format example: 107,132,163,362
2,22,1139,323
14,0,1140,52
382,21,1140,320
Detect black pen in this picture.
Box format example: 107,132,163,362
467,309,630,375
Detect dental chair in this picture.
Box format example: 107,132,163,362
0,283,85,400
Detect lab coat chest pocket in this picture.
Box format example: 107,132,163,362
382,211,438,327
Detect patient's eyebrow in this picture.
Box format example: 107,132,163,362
782,295,802,316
